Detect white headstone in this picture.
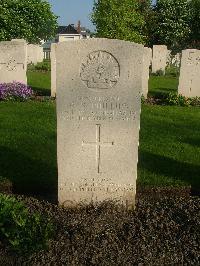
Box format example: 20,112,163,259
27,44,43,64
56,38,143,208
142,47,152,98
166,49,172,66
152,45,168,74
0,41,27,84
51,43,57,97
178,49,200,97
11,39,27,43
171,53,181,67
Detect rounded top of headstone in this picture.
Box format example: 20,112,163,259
80,50,120,91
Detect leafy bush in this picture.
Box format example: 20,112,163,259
190,96,200,107
27,60,51,72
165,66,180,77
165,93,200,106
0,82,33,101
151,69,165,76
142,92,200,107
35,61,51,72
0,194,53,254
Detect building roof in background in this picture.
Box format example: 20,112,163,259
57,24,79,34
57,24,90,35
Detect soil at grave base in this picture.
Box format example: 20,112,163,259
0,191,200,266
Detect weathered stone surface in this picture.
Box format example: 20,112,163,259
178,49,200,97
172,53,181,67
27,44,43,64
152,45,168,74
142,47,152,98
56,38,143,208
51,43,57,97
11,39,27,43
0,41,27,84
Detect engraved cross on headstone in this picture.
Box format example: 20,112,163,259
82,124,114,174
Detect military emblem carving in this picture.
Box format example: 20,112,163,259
6,58,17,71
80,51,120,90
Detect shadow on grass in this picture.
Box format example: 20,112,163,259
138,150,200,190
0,146,57,202
149,88,176,98
31,86,51,96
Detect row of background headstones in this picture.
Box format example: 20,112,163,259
0,39,43,86
51,43,200,99
0,39,199,98
10,39,43,65
0,38,199,208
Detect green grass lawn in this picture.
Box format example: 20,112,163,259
0,71,199,197
27,71,51,96
0,101,57,195
148,75,178,97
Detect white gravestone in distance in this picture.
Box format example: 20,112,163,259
178,49,200,97
51,43,57,97
152,45,167,74
0,41,27,84
56,38,144,208
27,44,43,64
142,47,152,98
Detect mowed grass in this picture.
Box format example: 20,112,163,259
0,101,57,195
0,71,199,197
148,75,178,97
27,71,51,96
139,105,200,189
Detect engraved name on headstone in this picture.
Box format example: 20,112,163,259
0,41,27,84
178,49,200,97
56,39,144,208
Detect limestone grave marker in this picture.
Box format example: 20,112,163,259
51,43,57,97
178,49,200,97
152,45,167,74
142,47,152,98
27,44,43,64
56,38,144,208
0,41,27,84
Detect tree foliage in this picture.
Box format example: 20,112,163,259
150,0,191,50
189,0,200,48
91,0,151,44
149,0,200,51
0,0,58,44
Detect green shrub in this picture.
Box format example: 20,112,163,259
27,60,51,72
151,69,165,76
190,96,200,107
0,194,53,254
35,61,51,72
141,95,146,104
165,66,180,77
165,93,200,107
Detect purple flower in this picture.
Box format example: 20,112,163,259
0,81,33,101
